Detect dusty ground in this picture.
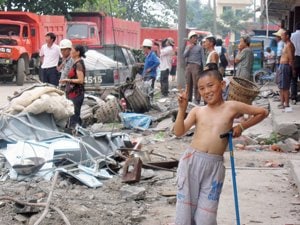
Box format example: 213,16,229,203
0,81,300,225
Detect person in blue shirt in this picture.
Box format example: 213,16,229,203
142,39,160,97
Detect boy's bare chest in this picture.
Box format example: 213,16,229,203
196,110,233,130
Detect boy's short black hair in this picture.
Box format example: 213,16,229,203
199,67,223,81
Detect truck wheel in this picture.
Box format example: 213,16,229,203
16,58,25,86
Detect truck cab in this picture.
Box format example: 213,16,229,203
0,11,66,86
0,20,32,85
67,21,100,46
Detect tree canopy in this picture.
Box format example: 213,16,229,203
186,1,254,38
0,0,178,27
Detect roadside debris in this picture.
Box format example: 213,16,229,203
0,82,300,224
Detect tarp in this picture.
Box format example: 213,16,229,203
84,50,124,70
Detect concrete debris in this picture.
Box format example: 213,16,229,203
0,201,5,208
120,185,146,200
264,161,284,167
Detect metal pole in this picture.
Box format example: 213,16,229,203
176,0,186,90
213,0,217,35
228,132,241,225
265,0,269,38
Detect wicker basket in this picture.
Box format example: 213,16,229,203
228,77,260,104
124,84,150,113
94,98,121,123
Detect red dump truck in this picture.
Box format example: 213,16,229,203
68,12,141,49
0,11,66,85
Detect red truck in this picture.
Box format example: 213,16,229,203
68,12,141,49
0,11,66,85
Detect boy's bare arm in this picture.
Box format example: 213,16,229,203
174,108,197,137
173,89,196,137
232,102,269,137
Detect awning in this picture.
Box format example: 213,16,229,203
260,0,300,20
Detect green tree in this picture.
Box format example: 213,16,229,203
0,0,94,15
187,2,215,32
118,0,178,27
79,0,125,17
219,8,253,38
0,0,178,27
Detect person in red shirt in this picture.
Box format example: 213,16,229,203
170,51,177,81
60,44,86,129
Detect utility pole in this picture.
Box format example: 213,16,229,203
254,0,256,23
213,0,217,35
177,0,186,90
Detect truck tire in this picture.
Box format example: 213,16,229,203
16,58,26,86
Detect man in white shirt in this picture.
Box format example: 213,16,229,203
264,47,276,72
39,32,61,86
291,23,300,104
160,38,174,97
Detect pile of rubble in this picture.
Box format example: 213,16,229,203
0,81,300,224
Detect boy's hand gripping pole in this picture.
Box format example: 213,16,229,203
220,131,241,225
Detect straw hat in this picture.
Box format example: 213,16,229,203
272,28,285,37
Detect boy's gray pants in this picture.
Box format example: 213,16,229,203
175,147,225,225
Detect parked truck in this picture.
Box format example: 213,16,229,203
0,11,66,85
68,12,141,49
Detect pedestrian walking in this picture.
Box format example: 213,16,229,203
172,69,268,225
39,32,61,86
184,31,205,104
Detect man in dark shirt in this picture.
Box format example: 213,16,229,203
183,31,205,104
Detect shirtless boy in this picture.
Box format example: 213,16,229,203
277,30,295,109
173,69,268,225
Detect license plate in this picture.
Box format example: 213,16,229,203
0,58,12,64
85,75,103,84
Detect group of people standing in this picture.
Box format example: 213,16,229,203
141,37,177,98
183,31,232,104
39,32,86,130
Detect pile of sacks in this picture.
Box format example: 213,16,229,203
2,85,74,127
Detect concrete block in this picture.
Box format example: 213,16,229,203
273,123,298,137
289,160,300,194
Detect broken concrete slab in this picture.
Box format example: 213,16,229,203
120,185,146,200
289,160,300,194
